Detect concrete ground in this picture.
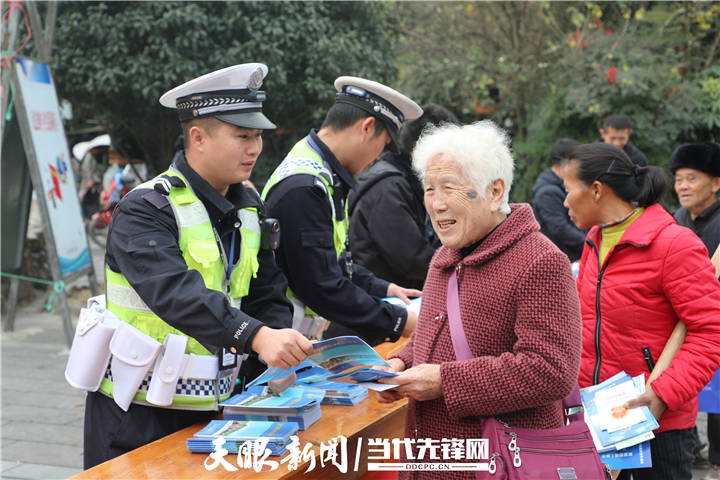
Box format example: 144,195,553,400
0,241,715,479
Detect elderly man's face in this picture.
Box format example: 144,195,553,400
674,167,720,218
424,153,503,250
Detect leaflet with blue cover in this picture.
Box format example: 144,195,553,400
295,378,368,405
220,386,324,430
246,336,397,388
186,420,298,456
599,440,652,470
581,371,658,449
382,296,422,315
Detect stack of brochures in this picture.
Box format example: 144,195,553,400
296,379,368,405
221,386,324,430
581,371,658,470
186,420,298,456
247,359,369,405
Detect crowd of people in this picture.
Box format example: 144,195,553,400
74,62,720,480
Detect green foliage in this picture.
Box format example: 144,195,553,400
50,1,397,182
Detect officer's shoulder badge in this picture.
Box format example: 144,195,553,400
153,174,186,196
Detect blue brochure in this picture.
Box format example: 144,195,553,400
246,336,397,387
186,420,298,456
600,441,652,470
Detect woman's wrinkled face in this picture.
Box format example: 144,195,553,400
424,153,499,250
563,160,599,229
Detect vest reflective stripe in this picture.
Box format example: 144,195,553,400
98,366,235,410
261,138,347,258
261,138,349,316
102,167,261,409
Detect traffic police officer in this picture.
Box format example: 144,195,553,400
83,64,312,469
262,77,423,346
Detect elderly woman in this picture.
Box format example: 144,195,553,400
563,143,720,480
378,121,582,478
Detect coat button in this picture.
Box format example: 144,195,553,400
131,351,138,359
165,367,174,375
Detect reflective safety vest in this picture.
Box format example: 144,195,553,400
101,166,261,409
261,137,348,314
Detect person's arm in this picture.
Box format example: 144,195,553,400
440,250,582,419
268,182,407,341
107,192,309,367
342,256,390,298
647,232,720,410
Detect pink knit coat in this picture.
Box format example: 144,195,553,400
391,204,582,479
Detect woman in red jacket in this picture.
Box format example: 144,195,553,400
564,142,720,480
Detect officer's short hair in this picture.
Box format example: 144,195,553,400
182,117,224,149
602,114,633,130
320,103,386,138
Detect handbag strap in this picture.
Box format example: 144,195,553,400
447,267,585,424
447,269,473,361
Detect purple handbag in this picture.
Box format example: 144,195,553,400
446,270,611,480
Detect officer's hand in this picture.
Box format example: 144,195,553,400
387,283,422,304
251,327,314,370
402,310,418,337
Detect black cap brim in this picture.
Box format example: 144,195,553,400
215,111,277,130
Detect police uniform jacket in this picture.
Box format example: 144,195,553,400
263,129,407,346
105,150,293,380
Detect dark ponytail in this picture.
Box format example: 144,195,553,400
570,143,667,207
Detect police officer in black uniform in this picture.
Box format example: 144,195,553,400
83,64,312,469
262,77,423,346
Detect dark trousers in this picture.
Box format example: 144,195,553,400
617,428,695,480
83,391,215,470
710,413,720,465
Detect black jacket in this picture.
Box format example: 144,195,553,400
348,151,438,290
531,168,586,262
106,150,293,382
263,130,407,346
594,138,648,167
674,200,720,259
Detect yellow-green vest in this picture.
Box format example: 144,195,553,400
101,166,261,409
261,138,348,314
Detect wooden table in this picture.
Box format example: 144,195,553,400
70,340,409,479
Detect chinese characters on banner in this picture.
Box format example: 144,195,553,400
205,436,489,473
14,57,90,275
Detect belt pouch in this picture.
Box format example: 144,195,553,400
146,334,187,406
109,322,161,411
65,307,119,391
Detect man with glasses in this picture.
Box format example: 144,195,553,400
261,77,422,346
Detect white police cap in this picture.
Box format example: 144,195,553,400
159,63,276,130
334,76,422,133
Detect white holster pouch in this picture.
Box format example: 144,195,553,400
65,298,120,391
146,334,187,406
109,322,161,411
290,297,329,340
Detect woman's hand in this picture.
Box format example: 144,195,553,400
375,358,406,403
624,386,667,421
383,363,443,402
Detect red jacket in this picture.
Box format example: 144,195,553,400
392,204,582,479
577,203,720,432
